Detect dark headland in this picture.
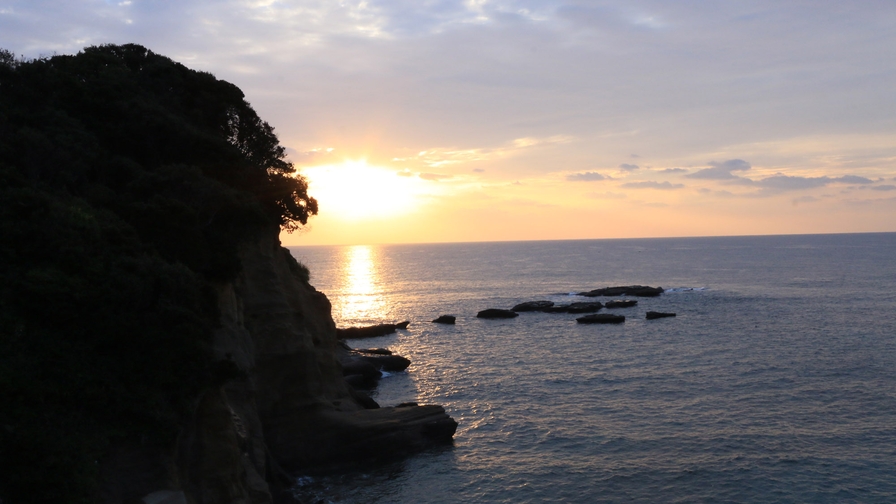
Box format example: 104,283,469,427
0,45,455,503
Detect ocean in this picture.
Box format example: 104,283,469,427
287,233,896,503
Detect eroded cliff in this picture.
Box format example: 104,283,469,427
109,227,456,504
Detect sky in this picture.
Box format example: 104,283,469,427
3,1,896,245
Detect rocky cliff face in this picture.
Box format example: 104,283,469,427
103,228,456,504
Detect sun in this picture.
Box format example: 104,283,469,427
300,160,433,221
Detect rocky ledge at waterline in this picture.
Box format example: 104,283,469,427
336,321,410,339
338,342,412,390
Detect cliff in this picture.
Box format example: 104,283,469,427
101,226,457,504
0,44,455,504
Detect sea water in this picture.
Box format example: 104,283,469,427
287,233,896,503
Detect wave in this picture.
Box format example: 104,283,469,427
663,287,708,293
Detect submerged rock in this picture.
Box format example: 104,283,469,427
646,311,677,320
432,315,456,324
477,308,519,319
578,285,664,297
576,313,626,324
605,299,638,308
511,300,555,312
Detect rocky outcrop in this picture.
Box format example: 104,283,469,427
543,302,603,314
336,321,410,339
646,311,676,319
477,308,520,319
578,285,664,297
432,315,456,324
106,226,456,504
576,313,626,324
511,300,554,312
605,299,638,308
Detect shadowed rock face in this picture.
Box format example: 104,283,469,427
114,226,457,503
229,228,456,473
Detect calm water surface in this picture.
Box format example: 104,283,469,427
288,233,896,503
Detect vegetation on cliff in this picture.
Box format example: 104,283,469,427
0,44,316,502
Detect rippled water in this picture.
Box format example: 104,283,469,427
288,233,896,503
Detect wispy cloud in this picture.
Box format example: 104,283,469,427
407,135,574,168
586,191,627,199
736,174,874,191
621,181,684,189
567,171,607,182
685,159,751,180
419,172,453,181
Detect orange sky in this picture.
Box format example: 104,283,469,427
4,1,896,246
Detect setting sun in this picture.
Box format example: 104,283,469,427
300,160,436,221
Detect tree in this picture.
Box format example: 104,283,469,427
0,44,317,502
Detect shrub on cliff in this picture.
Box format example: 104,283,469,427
0,44,315,502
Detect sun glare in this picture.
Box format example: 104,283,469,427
301,160,433,220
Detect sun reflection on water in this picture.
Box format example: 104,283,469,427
334,245,386,325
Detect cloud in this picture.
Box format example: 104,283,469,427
792,196,819,205
660,167,687,174
566,171,607,181
746,174,873,191
419,172,452,181
686,159,751,180
396,169,413,177
618,163,639,171
414,135,573,168
869,184,896,191
621,181,684,189
472,168,485,173
834,175,873,185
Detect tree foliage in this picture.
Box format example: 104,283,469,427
0,44,316,502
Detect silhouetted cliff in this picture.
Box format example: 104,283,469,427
0,44,454,504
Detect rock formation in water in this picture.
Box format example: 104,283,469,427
511,300,555,312
477,308,520,319
336,321,410,339
578,285,665,297
432,315,457,324
543,302,604,313
605,299,638,308
576,313,626,324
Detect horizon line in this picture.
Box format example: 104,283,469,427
284,230,896,248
